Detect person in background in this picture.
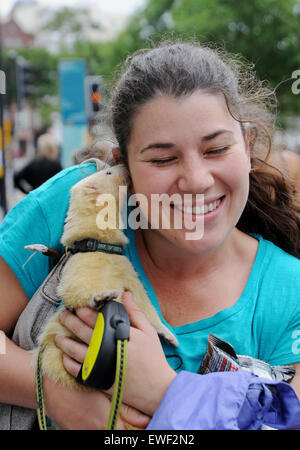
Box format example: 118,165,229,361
14,133,62,194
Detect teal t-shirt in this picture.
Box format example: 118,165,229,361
1,163,300,373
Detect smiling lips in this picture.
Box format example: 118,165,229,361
171,196,224,216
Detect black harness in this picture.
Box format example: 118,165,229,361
68,238,124,255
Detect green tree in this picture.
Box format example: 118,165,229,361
103,0,300,118
4,0,299,125
170,0,300,116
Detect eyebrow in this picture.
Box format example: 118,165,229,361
203,129,234,141
140,129,234,153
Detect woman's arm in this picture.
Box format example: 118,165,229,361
0,258,149,429
0,336,148,429
0,257,36,408
0,257,29,335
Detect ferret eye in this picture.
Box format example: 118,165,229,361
106,171,112,175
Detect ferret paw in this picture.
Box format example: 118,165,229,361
89,290,121,310
158,325,178,347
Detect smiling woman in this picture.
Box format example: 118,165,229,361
124,92,251,254
111,42,300,258
0,40,299,430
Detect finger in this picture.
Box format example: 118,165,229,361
55,336,87,364
59,309,93,344
75,306,98,329
119,403,150,430
122,291,155,334
62,353,81,378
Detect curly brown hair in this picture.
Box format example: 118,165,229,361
109,40,300,257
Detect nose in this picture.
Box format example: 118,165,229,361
177,157,214,193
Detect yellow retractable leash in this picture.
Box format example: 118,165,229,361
36,301,130,430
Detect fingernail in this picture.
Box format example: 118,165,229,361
54,335,62,346
59,310,66,319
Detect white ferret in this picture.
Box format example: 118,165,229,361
38,163,178,389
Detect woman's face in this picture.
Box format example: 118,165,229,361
127,91,251,254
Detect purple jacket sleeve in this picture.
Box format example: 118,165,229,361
146,371,300,430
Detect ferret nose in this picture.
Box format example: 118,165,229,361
118,166,129,182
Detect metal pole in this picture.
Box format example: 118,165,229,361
0,16,7,215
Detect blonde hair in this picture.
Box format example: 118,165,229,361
37,133,59,159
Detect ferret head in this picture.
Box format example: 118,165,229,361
72,164,128,201
61,164,129,247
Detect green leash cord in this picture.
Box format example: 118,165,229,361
36,337,128,430
36,349,47,430
106,339,128,429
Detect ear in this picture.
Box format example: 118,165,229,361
112,147,121,165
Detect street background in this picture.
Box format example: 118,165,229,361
0,0,299,220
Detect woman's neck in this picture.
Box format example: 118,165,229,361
135,227,250,282
135,228,259,325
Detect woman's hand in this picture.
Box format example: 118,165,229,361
56,292,176,418
114,292,177,416
43,375,150,429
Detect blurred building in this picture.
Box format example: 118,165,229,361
2,16,35,49
2,0,128,52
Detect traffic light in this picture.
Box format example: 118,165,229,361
16,56,34,109
85,75,104,119
91,82,101,112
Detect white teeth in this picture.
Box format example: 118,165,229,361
174,198,222,215
192,205,204,214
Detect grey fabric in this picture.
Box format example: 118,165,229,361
0,254,70,430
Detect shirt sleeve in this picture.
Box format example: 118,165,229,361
0,193,52,299
0,163,97,300
146,371,300,430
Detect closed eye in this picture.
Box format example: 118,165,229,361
205,146,229,155
150,157,177,165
